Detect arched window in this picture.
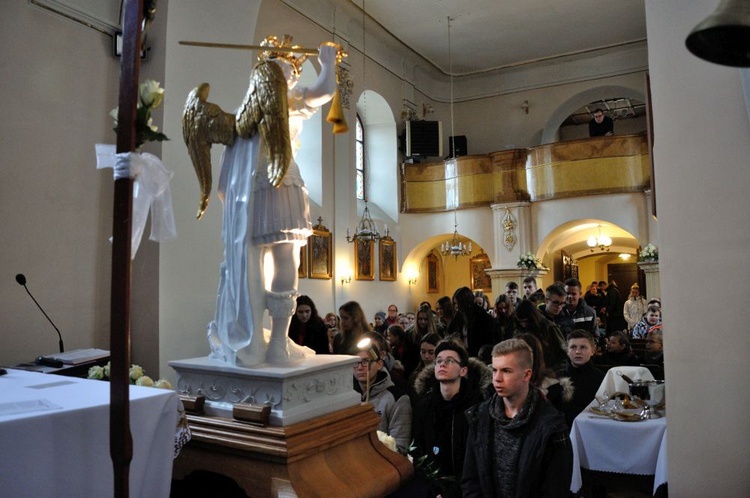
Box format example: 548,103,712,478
355,113,365,200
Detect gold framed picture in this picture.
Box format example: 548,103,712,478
379,237,397,281
470,252,492,292
308,218,332,280
355,239,375,281
298,244,307,278
426,253,439,293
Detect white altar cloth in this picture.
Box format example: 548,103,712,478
570,401,668,495
0,369,180,498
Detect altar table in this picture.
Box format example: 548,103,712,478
0,368,180,498
570,402,668,495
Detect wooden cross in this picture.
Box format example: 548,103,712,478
111,1,144,497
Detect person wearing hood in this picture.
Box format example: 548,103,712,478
373,311,388,335
352,332,412,452
411,339,492,498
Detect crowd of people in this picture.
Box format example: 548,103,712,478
286,277,664,497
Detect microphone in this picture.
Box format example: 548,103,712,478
15,273,65,354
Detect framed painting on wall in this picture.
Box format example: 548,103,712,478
355,239,375,281
426,253,439,293
470,252,492,292
379,237,397,281
308,218,332,280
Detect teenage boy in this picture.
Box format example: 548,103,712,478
411,339,491,497
556,329,605,427
462,339,572,497
353,333,412,451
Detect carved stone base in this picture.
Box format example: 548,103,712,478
172,403,414,498
486,267,550,296
169,355,361,426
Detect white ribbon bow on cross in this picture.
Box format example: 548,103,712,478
95,144,177,258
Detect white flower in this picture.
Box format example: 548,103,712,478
518,252,544,269
139,79,165,109
87,365,105,380
154,378,173,390
129,364,144,382
377,430,398,453
639,243,658,261
104,361,111,379
136,375,154,387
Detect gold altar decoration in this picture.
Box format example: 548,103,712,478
502,208,517,251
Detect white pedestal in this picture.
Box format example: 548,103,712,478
169,355,361,426
638,260,661,300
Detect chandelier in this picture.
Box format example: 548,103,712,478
587,225,612,252
346,203,381,243
438,17,470,259
441,215,471,258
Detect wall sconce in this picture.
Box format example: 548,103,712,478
521,100,529,114
340,274,352,285
405,265,419,286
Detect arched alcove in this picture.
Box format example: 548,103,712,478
536,219,643,291
356,90,398,222
402,234,492,305
541,85,647,144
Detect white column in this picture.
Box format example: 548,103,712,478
637,261,660,301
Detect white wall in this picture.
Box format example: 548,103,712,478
0,1,164,374
646,0,750,495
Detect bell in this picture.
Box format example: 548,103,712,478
685,0,750,67
326,90,349,134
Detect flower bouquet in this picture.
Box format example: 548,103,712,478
517,252,547,270
87,362,173,389
638,243,659,262
110,79,169,148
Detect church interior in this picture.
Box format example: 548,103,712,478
2,0,750,496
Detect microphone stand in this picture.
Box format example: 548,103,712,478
16,275,64,353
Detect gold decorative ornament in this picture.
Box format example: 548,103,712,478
502,208,517,251
182,52,293,220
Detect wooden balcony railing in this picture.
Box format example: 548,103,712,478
400,133,650,213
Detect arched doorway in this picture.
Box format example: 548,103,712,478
402,235,490,310
536,220,645,295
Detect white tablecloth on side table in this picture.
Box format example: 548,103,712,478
0,368,180,498
570,401,668,495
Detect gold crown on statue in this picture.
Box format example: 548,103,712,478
259,35,308,76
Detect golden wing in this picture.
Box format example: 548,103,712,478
182,83,236,220
236,61,292,187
